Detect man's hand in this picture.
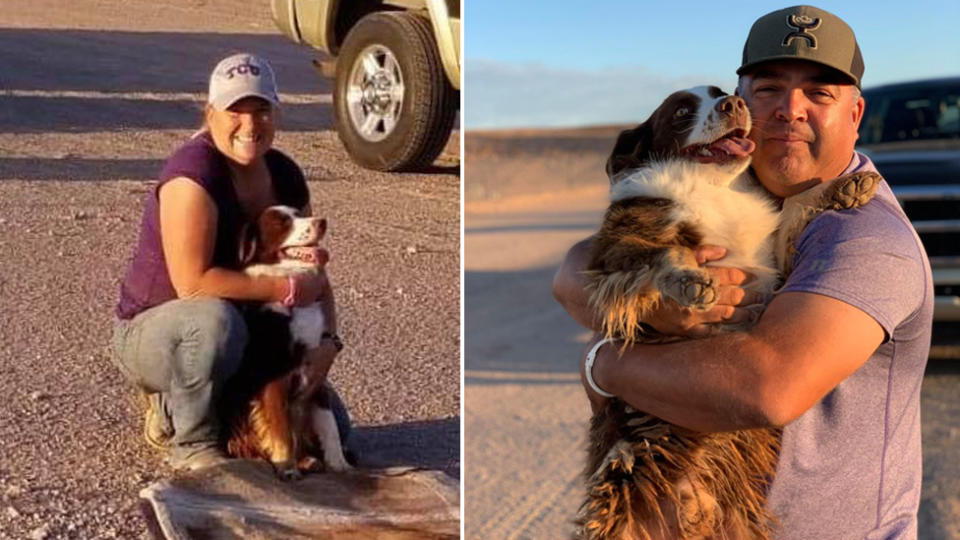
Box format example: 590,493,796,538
645,246,765,338
554,240,764,338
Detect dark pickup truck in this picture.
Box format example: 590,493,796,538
857,76,960,323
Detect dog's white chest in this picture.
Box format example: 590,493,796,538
244,263,327,348
612,160,781,291
289,306,325,349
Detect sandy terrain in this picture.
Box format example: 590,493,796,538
0,2,459,538
464,129,960,539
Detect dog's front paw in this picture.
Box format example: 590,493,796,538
273,459,303,481
325,458,354,473
278,467,303,481
658,269,717,310
824,171,880,210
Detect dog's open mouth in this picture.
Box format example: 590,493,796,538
680,129,755,164
281,246,329,266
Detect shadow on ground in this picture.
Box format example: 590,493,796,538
351,417,460,479
0,28,331,133
0,157,163,182
465,265,589,384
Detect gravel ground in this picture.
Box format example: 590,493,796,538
0,2,460,538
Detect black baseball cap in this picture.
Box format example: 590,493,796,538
737,5,864,88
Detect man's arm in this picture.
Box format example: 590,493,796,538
585,291,885,432
552,238,602,330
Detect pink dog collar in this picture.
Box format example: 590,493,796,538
282,276,297,307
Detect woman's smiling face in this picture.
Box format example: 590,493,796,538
206,96,276,166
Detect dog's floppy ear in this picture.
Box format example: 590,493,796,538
606,121,653,183
237,222,258,266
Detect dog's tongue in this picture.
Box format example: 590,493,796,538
710,136,755,157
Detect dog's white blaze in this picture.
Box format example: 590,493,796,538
612,159,781,295
312,407,352,472
684,86,751,148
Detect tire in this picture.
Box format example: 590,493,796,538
333,11,458,172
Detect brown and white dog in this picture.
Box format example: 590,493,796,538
223,205,352,480
579,86,878,539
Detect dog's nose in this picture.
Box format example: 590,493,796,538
715,96,746,115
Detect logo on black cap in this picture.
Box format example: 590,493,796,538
782,14,821,48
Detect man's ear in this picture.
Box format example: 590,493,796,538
606,121,653,182
852,94,866,132
237,222,258,266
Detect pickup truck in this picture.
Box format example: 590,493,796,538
856,76,960,322
271,0,460,171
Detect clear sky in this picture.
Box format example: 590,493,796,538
465,0,960,129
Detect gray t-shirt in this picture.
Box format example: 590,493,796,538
766,152,933,539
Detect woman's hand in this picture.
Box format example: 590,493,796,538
287,247,333,307
291,270,332,307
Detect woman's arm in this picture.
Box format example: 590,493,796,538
159,176,290,303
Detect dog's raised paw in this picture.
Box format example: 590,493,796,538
324,456,354,473
658,269,717,310
825,171,880,210
278,468,302,481
273,460,304,481
297,455,323,473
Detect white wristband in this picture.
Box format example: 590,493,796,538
585,337,617,398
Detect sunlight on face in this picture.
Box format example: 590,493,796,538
739,61,865,197
206,97,276,166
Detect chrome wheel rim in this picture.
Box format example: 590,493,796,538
346,44,404,142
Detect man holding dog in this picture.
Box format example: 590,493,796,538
554,5,932,538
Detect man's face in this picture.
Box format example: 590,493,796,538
738,60,865,197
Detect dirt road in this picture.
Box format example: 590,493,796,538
0,2,459,538
464,129,960,539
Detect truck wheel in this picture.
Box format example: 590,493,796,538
334,11,457,172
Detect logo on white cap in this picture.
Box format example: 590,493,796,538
208,53,279,110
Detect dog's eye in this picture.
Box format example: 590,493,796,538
675,107,689,117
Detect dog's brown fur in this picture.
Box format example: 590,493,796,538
578,87,878,540
221,207,342,479
587,197,706,343
605,88,730,180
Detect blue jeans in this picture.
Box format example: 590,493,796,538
112,298,351,463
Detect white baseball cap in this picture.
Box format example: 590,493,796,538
208,53,279,110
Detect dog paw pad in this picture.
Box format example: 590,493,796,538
659,270,717,310
828,171,880,210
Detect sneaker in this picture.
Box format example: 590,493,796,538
141,392,173,450
170,446,231,471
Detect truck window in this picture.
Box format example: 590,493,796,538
860,86,960,144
